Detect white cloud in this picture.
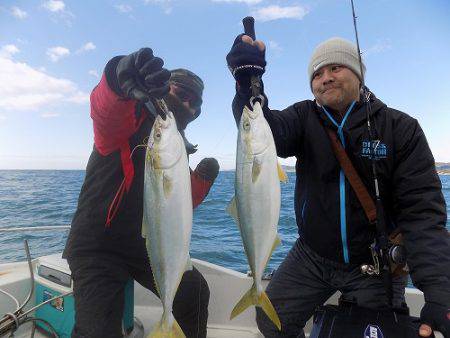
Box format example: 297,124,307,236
363,39,392,57
252,5,309,22
115,4,133,13
76,42,96,54
11,6,28,19
66,91,89,104
42,0,65,12
41,112,60,118
144,0,173,14
0,114,6,121
211,0,262,4
88,70,99,78
0,54,89,111
46,46,70,62
268,40,282,54
0,45,20,59
41,0,74,26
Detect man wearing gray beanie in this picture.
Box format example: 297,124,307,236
227,34,450,338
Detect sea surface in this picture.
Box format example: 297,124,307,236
0,170,449,277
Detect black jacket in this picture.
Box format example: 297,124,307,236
233,89,450,306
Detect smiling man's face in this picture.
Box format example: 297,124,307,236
311,64,360,113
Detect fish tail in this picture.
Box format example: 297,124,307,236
258,290,282,331
230,284,256,320
148,313,186,338
230,284,281,331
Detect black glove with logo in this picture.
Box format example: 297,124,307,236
226,34,266,87
420,302,450,337
195,158,219,182
115,48,170,102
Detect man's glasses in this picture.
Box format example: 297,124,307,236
174,87,202,110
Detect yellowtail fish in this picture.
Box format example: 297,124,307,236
228,101,287,331
143,111,192,338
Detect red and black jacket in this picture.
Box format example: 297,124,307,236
63,58,213,260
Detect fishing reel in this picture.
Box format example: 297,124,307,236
360,239,407,276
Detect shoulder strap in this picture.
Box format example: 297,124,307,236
324,127,377,224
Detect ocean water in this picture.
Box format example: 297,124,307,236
0,170,449,276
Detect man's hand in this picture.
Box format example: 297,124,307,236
116,48,170,102
195,158,219,182
419,302,450,337
226,34,266,84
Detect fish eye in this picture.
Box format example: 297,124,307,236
243,120,251,131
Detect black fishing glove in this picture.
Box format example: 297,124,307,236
226,34,266,88
115,48,171,102
195,158,219,182
420,302,450,337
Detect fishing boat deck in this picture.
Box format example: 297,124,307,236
0,254,435,338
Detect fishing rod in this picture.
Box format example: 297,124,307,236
350,0,394,306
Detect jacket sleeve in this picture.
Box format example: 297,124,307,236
232,82,305,158
392,115,450,306
190,169,214,209
90,56,141,156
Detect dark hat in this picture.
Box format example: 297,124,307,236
169,68,204,99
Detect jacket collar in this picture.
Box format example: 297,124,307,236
315,90,387,131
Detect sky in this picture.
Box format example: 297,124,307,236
0,0,449,170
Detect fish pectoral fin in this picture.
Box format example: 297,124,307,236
277,162,288,183
163,173,173,198
252,158,262,183
226,196,239,224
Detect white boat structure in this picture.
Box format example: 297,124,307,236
0,233,442,337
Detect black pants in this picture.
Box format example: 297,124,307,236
256,238,407,338
68,255,209,338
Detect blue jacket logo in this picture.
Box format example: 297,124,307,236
361,140,387,159
364,324,384,338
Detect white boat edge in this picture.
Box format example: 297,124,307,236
0,253,440,338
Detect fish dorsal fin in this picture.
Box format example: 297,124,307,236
227,196,239,224
252,159,262,183
277,162,288,183
163,173,172,198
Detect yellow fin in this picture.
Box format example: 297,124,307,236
230,284,281,331
271,235,281,256
230,284,256,320
148,316,186,338
258,290,282,331
277,162,288,182
163,173,172,198
252,159,261,183
264,235,282,268
226,196,239,223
